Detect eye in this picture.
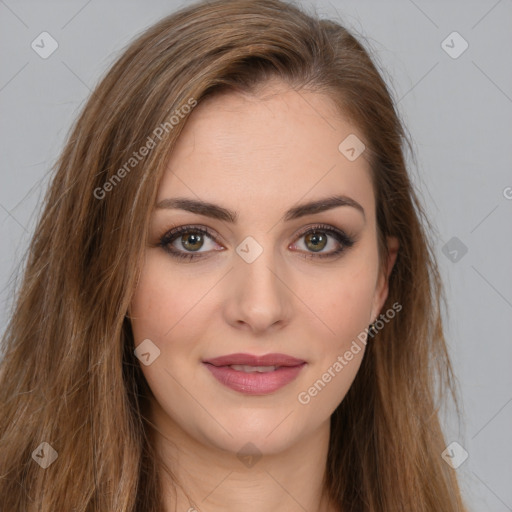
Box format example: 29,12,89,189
158,225,222,261
158,223,355,262
290,223,355,260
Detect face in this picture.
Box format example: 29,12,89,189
129,80,398,456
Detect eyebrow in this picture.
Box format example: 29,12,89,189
155,194,365,223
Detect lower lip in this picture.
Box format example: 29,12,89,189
203,362,306,395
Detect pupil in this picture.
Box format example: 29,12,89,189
307,232,326,252
184,233,202,251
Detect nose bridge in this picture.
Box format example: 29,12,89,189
236,234,283,298
227,233,291,330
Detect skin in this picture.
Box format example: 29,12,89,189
129,79,399,512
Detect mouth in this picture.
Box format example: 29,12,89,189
202,353,306,395
203,352,306,367
225,364,281,373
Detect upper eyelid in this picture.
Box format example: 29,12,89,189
161,223,350,247
163,224,222,244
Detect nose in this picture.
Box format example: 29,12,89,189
222,244,293,333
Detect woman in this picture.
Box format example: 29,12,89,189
0,0,468,510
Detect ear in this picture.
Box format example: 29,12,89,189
370,236,399,321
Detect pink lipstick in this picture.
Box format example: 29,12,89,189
202,353,306,395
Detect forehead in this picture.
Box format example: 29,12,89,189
158,82,374,219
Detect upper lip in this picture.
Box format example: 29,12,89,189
203,353,306,367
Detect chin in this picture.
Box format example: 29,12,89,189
193,409,310,456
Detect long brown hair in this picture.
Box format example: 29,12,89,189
0,1,467,510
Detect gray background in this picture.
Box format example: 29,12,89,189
1,0,511,509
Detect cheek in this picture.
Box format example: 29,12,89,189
129,253,210,341
129,256,207,393
297,258,378,346
294,267,376,415
129,254,223,396
130,262,168,342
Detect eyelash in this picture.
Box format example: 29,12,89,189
158,223,355,262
